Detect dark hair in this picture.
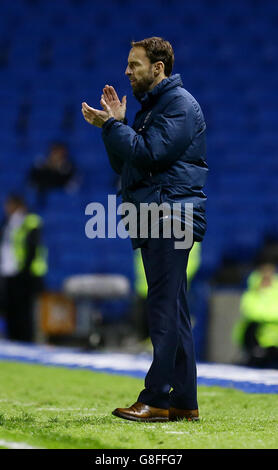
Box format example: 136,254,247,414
131,37,174,77
6,193,26,208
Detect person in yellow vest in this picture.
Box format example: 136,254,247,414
232,262,278,367
133,242,201,342
0,194,47,342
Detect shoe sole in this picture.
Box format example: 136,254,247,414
112,410,169,423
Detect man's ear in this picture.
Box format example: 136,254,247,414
154,61,164,76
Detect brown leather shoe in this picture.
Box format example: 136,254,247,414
112,401,169,422
169,407,199,421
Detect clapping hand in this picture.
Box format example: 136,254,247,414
102,85,127,122
82,85,126,128
81,99,113,128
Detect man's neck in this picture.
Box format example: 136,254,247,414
148,74,167,92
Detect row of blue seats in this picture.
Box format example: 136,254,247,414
1,182,278,207
1,76,277,96
1,97,277,119
2,0,276,8
2,11,276,25
2,82,278,98
6,55,276,71
3,109,278,129
1,10,277,27
16,36,272,49
41,221,278,250
6,37,277,53
2,22,276,34
2,144,278,168
43,230,262,271
1,131,277,150
2,91,278,108
41,233,263,289
2,172,278,197
2,0,274,9
1,120,278,140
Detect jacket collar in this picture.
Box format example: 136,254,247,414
136,74,183,108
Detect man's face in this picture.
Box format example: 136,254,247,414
125,47,156,95
48,145,67,167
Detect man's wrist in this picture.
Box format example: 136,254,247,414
102,116,127,132
102,117,117,131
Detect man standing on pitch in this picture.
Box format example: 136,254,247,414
82,37,208,422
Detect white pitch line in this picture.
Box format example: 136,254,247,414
0,399,36,406
0,439,42,449
165,431,190,435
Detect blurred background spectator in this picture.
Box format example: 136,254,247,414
0,0,277,364
0,194,47,342
233,262,278,368
28,141,79,197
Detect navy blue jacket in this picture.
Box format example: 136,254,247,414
102,74,208,249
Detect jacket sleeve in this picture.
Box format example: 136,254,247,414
102,96,196,173
102,133,125,175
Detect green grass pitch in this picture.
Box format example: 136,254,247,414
0,361,277,449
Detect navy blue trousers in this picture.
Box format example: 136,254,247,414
137,233,198,410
